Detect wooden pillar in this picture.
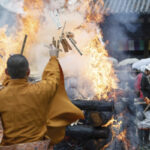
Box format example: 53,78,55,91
144,39,149,58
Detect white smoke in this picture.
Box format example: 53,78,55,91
27,0,99,99
0,0,103,99
103,14,140,60
0,0,24,14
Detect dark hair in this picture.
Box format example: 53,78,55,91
7,54,29,79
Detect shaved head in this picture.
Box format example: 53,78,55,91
7,54,29,79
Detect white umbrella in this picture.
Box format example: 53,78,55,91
132,58,150,70
118,58,139,67
140,65,146,72
0,0,24,14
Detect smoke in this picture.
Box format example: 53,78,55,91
102,14,140,60
0,5,16,29
60,52,95,99
28,4,91,71
0,0,141,149
0,0,99,99
26,2,97,99
100,10,140,95
0,0,24,14
0,0,118,100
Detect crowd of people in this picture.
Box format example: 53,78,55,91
117,62,150,145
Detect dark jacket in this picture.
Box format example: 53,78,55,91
141,73,150,98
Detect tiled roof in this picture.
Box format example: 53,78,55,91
101,0,150,14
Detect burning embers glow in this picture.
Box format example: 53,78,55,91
102,117,129,150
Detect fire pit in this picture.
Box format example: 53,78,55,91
54,93,138,150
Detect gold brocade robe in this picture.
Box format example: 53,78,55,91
0,56,84,145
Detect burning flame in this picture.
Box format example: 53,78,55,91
78,0,118,100
0,0,118,100
117,130,129,150
102,117,122,128
0,0,130,149
84,36,118,100
102,116,130,150
82,0,104,23
117,130,127,141
0,0,44,80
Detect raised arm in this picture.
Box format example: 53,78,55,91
35,45,61,98
41,56,60,97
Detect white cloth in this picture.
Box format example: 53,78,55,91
138,111,150,129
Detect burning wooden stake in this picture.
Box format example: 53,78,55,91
52,37,56,47
56,40,60,49
59,22,72,52
50,21,83,55
60,33,72,52
66,32,83,56
21,34,28,55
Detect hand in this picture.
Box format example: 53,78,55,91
49,44,59,58
144,97,150,104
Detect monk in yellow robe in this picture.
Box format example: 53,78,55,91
0,46,84,146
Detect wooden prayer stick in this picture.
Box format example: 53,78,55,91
52,37,56,47
21,34,28,55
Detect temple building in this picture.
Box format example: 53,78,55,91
100,0,150,60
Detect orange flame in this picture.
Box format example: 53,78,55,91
102,117,115,127
78,0,118,100
117,130,127,141
0,0,44,80
84,36,118,100
0,0,118,101
117,130,130,150
83,0,104,23
102,116,130,150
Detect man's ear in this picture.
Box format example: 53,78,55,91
27,68,30,76
5,69,9,75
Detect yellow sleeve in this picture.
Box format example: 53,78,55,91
46,64,84,144
37,56,60,98
42,56,60,81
